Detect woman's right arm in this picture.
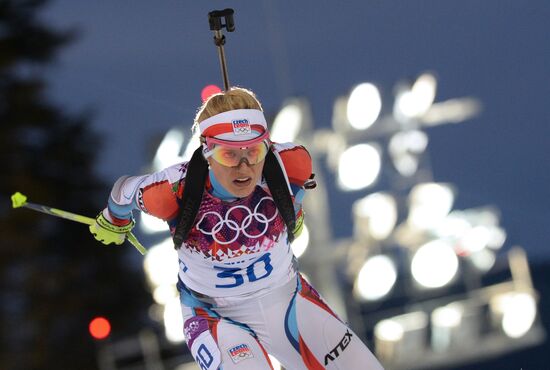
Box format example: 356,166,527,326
90,162,187,245
105,162,187,225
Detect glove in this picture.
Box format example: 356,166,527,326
89,211,135,245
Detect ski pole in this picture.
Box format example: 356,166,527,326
10,192,147,255
208,8,235,91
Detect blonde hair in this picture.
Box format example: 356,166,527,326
194,87,263,131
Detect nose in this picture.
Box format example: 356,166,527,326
235,157,252,168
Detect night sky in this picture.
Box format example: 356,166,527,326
41,1,550,261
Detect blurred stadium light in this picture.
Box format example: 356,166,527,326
152,128,186,171
332,82,382,134
352,192,398,241
143,238,178,290
270,97,312,143
337,143,382,191
375,311,429,364
346,83,382,130
407,182,455,230
393,72,437,123
388,129,429,177
371,248,544,370
354,254,398,301
291,223,310,258
411,239,459,289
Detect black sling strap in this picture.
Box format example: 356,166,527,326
262,150,296,242
172,147,209,248
172,147,297,248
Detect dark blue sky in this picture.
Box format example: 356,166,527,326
42,1,550,260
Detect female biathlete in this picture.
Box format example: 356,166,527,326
90,87,384,370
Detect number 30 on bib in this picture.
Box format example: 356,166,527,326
215,253,273,288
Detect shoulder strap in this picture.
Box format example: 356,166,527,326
262,150,297,243
172,147,209,248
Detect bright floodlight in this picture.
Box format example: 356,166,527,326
431,303,464,352
338,143,381,191
271,102,304,143
408,182,454,230
346,83,382,130
182,133,201,162
291,224,309,258
436,212,472,239
153,284,178,305
374,312,428,363
143,237,179,287
432,304,463,329
153,129,185,171
164,297,185,343
388,130,429,177
353,192,398,240
422,97,482,126
355,255,397,301
411,73,437,115
493,292,537,339
411,239,458,288
487,226,507,250
394,73,437,121
374,319,404,342
469,248,496,272
460,225,492,254
140,212,168,234
457,224,506,256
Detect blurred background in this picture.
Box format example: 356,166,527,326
1,1,549,369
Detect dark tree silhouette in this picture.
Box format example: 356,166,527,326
0,1,152,369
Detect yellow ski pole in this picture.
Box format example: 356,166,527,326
11,192,147,255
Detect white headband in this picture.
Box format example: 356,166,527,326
199,109,268,141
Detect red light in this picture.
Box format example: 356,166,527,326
201,84,222,102
89,317,111,340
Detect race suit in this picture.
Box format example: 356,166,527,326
104,142,383,370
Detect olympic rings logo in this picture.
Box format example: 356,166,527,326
233,126,251,134
196,197,278,245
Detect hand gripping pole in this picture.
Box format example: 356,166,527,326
11,192,147,255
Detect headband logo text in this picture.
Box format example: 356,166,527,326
231,119,252,135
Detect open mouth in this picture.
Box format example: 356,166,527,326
233,177,252,187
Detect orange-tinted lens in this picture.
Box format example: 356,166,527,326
211,143,268,167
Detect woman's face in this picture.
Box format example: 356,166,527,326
208,158,265,198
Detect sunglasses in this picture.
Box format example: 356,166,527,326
203,132,271,167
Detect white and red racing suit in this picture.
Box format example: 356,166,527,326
104,142,383,370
